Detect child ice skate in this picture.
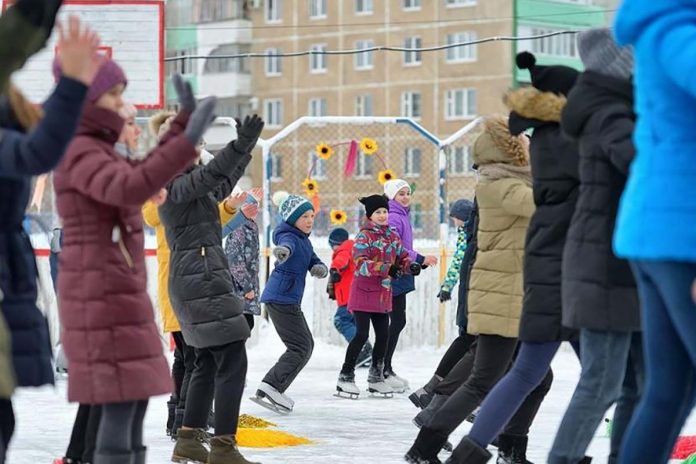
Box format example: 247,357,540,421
336,195,421,399
254,192,328,413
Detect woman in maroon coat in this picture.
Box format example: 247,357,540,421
53,59,216,464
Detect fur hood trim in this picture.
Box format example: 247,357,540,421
504,87,567,123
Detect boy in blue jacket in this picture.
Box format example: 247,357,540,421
253,191,328,414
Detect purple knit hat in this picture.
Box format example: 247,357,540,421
52,57,127,102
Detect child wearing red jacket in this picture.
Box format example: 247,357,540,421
327,228,373,366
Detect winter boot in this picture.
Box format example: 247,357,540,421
496,434,532,464
172,407,185,439
367,361,394,397
167,396,178,436
133,447,146,464
208,434,260,464
172,428,210,464
409,375,442,409
405,426,449,463
413,394,449,428
445,437,492,464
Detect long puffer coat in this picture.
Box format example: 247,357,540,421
506,87,580,342
456,199,478,330
560,70,640,332
54,105,197,404
160,141,253,349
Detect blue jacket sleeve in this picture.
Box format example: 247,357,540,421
0,77,87,178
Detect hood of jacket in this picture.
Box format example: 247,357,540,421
614,0,678,47
562,70,634,140
505,87,567,135
75,103,124,145
388,199,409,218
273,220,309,245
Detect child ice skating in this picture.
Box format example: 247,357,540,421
336,195,421,399
254,191,328,414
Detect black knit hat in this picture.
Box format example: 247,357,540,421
328,228,349,247
359,194,389,219
516,51,579,96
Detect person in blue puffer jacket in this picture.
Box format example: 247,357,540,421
253,191,328,414
613,2,696,463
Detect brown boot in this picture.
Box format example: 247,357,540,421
208,435,260,464
172,428,210,464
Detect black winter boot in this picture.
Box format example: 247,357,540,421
445,437,492,464
496,434,533,464
404,427,449,464
409,375,442,409
166,396,178,436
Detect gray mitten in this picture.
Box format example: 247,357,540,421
310,264,328,279
273,246,291,263
233,114,265,153
184,97,217,145
172,73,196,113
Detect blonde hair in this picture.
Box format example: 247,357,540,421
8,84,43,129
149,111,176,138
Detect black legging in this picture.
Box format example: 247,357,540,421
384,293,407,372
172,331,195,411
95,400,148,459
65,404,102,462
434,333,476,379
342,311,389,373
0,399,14,464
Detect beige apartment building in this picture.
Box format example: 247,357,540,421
245,0,513,238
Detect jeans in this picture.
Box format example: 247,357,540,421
618,261,696,464
435,333,476,379
549,330,644,464
342,311,389,372
385,294,407,372
333,305,356,342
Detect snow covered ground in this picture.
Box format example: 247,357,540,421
8,322,695,464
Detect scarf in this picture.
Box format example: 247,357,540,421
477,163,532,186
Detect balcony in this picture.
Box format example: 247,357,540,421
197,72,252,99
197,18,252,48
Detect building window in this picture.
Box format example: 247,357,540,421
310,44,328,73
264,99,283,127
355,95,373,116
266,0,282,22
356,0,373,14
412,203,423,230
447,146,474,176
203,44,249,74
401,91,422,119
308,152,327,180
404,36,422,66
197,0,248,22
404,147,422,177
446,0,476,7
215,98,250,119
166,48,196,75
355,152,374,178
309,0,327,18
265,48,282,76
271,153,283,180
446,32,478,62
308,97,327,117
354,40,374,70
518,26,578,58
445,88,477,120
403,0,421,9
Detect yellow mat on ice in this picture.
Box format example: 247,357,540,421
236,414,314,448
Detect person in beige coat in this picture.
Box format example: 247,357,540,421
406,116,536,464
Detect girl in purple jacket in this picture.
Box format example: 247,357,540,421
383,179,438,392
336,194,420,398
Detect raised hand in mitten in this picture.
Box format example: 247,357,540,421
388,264,404,279
273,246,291,263
184,97,217,145
410,263,422,276
233,114,265,153
437,289,451,303
329,268,342,284
172,73,196,113
310,264,328,279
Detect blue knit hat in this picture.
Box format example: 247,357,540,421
328,228,349,247
273,191,314,226
449,199,474,222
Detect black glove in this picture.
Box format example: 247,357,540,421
233,114,265,153
437,289,451,303
329,269,342,284
388,264,403,279
327,282,336,300
410,263,422,276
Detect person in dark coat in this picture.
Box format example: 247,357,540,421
549,28,642,464
164,115,263,464
0,17,99,462
451,51,581,464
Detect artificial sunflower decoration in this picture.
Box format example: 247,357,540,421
378,169,396,185
316,143,334,160
360,137,378,155
302,178,319,197
330,209,348,225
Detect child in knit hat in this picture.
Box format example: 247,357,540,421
254,191,328,413
382,178,438,392
336,194,420,399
